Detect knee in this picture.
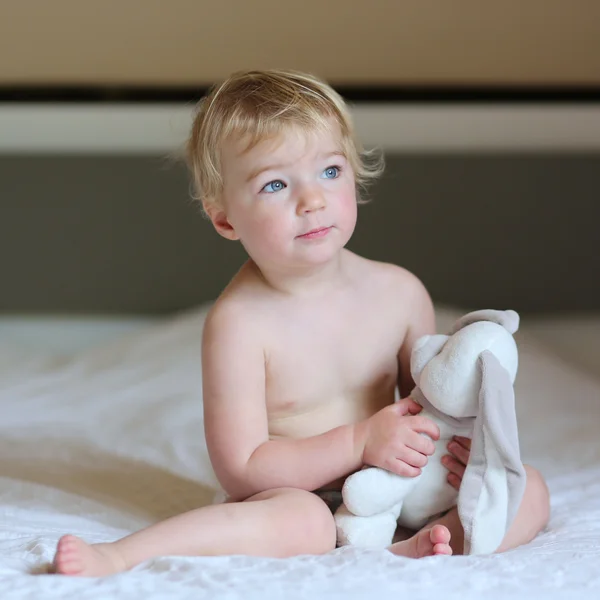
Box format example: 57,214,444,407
288,490,337,554
258,488,337,555
524,465,551,530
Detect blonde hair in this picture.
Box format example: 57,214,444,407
185,69,384,209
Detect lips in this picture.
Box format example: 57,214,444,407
296,226,332,239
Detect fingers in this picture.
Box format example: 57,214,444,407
441,455,466,481
442,436,472,489
396,397,423,416
447,437,471,465
396,446,429,469
408,415,440,441
407,431,436,456
447,473,461,490
388,460,422,478
453,436,471,451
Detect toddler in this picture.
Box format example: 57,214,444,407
52,69,550,576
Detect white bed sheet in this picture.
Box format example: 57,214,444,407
0,315,158,356
520,313,600,380
0,305,599,599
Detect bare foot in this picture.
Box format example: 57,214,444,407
388,524,453,558
52,535,127,577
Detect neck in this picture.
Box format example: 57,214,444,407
250,251,349,297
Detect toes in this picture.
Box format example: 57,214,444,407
54,558,82,575
57,535,78,554
58,561,83,575
433,542,453,556
430,524,451,545
55,552,83,574
58,534,78,546
429,526,452,556
53,535,84,575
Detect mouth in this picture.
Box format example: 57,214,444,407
296,226,333,240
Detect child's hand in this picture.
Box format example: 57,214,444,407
442,436,472,490
362,397,440,477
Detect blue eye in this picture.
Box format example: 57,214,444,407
322,166,340,179
261,180,286,194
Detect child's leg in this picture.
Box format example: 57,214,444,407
390,464,550,557
53,487,336,577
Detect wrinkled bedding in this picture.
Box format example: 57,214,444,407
0,305,599,599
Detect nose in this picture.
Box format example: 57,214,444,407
296,187,326,215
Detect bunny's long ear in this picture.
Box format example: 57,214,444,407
457,350,526,555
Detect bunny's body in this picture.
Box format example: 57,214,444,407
334,411,472,548
334,310,526,555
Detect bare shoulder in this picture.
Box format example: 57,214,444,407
351,254,431,305
203,262,266,345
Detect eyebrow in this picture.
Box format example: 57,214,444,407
245,150,346,184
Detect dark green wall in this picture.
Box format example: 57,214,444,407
1,153,598,314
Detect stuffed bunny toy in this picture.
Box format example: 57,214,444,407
334,309,526,555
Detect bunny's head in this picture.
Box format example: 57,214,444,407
410,310,519,418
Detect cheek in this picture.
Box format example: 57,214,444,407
239,205,292,249
337,185,358,228
260,216,292,251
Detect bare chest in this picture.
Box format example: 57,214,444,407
264,305,403,437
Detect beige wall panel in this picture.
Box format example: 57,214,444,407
1,0,599,86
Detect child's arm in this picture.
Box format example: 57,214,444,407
202,302,439,501
397,273,436,398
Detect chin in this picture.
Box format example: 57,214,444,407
298,245,345,267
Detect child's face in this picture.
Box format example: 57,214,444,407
214,120,357,272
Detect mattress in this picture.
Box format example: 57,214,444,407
0,305,599,599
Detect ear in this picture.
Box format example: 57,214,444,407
204,202,240,241
410,334,448,385
457,350,526,555
451,310,520,335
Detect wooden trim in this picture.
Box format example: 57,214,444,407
1,103,600,153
